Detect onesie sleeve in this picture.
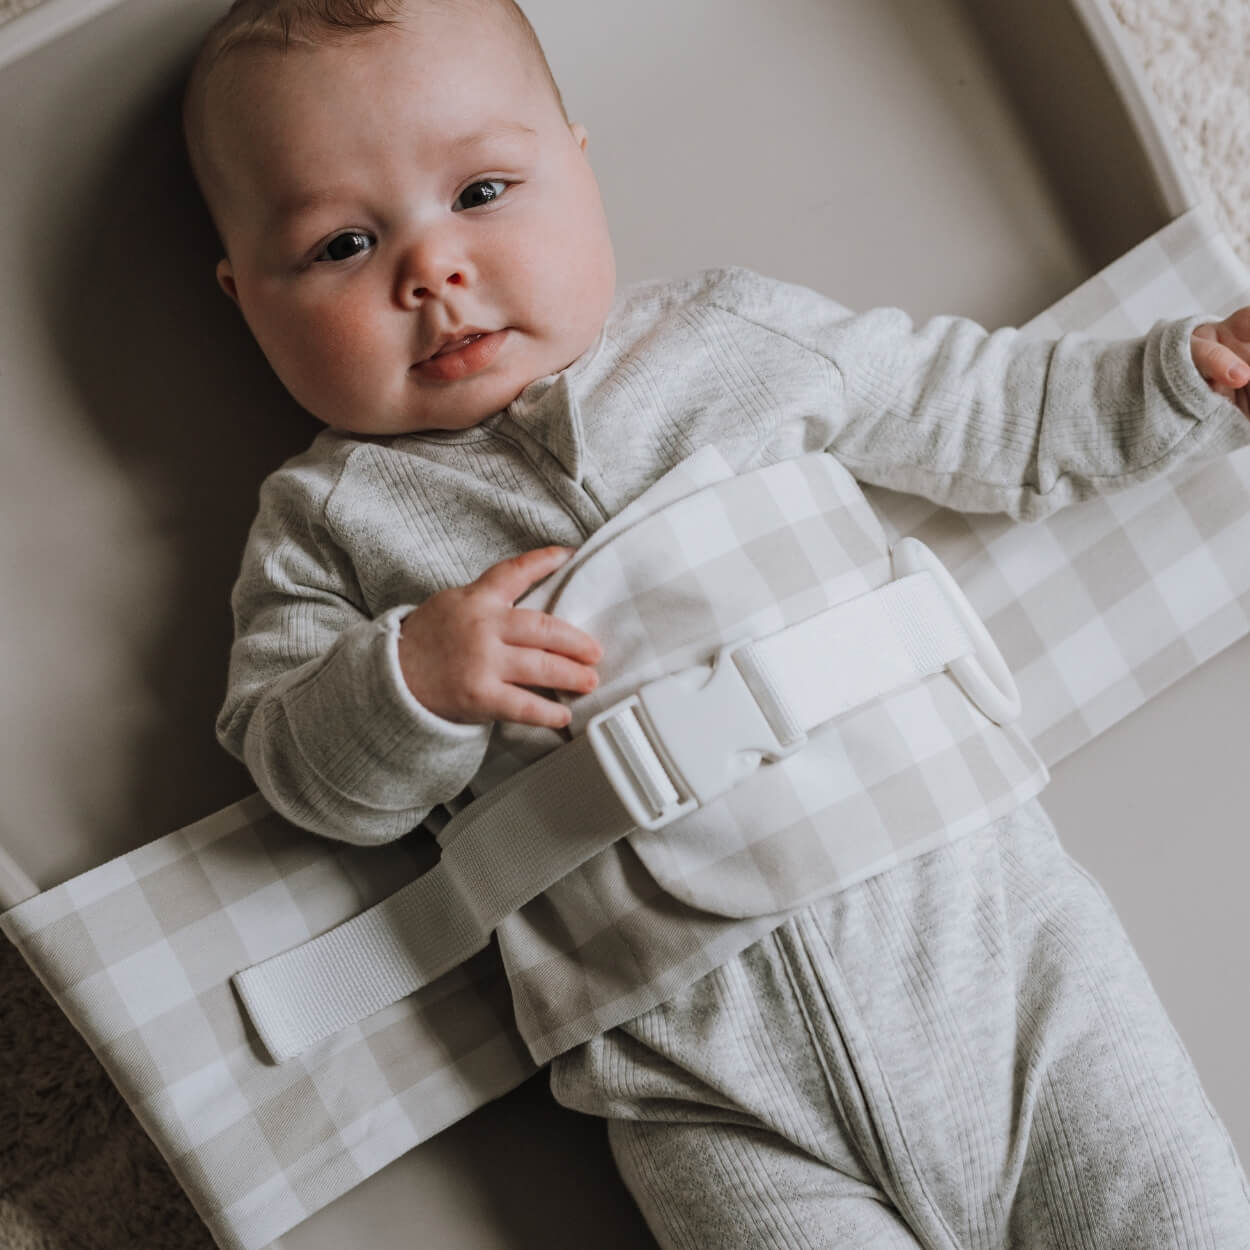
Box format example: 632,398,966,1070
216,449,491,846
712,269,1250,521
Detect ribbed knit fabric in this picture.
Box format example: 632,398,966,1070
550,799,1250,1249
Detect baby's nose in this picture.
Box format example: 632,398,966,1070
411,271,464,299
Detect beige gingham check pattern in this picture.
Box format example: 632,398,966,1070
494,448,1048,921
865,208,1250,766
3,206,1248,1250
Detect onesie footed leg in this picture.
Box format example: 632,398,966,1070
1000,837,1250,1250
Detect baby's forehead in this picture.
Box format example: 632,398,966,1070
188,2,550,174
204,0,503,115
189,1,549,241
194,0,533,125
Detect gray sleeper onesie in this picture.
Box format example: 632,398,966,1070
219,266,1250,1247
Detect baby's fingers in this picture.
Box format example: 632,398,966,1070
504,645,599,700
490,683,576,731
1192,322,1250,389
505,607,604,665
474,546,576,604
1218,305,1250,343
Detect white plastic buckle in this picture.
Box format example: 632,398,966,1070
587,643,807,832
890,537,1022,725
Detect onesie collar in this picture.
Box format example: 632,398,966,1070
502,326,607,482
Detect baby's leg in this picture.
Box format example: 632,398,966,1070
552,798,1250,1249
605,1117,924,1250
794,796,1250,1250
550,924,932,1249
995,807,1250,1248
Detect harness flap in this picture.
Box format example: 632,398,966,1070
511,451,1046,920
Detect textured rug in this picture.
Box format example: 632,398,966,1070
1107,0,1250,267
1,2,1247,1248
0,0,44,24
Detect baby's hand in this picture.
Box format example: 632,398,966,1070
1191,309,1250,418
398,545,602,730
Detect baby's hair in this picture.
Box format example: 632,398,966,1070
183,0,567,240
187,0,563,106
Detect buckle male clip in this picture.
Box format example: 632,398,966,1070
587,537,1022,833
586,642,806,832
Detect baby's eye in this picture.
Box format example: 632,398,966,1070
454,180,509,211
314,231,375,263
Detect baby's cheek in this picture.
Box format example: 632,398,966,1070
551,180,615,323
280,301,383,412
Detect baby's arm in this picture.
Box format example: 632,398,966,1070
831,306,1250,521
217,460,596,845
715,270,1250,521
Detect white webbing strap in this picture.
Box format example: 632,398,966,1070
233,735,634,1061
750,572,971,738
236,547,1010,1062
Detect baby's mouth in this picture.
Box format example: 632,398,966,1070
432,333,485,359
413,329,508,381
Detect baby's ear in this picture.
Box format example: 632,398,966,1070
216,257,239,305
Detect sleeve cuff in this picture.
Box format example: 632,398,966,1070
1155,315,1250,456
373,604,492,747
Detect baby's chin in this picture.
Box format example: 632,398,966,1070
323,410,495,437
320,391,524,437
311,341,587,435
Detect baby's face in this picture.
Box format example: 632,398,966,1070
207,6,616,434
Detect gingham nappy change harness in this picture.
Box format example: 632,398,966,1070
234,447,1045,1063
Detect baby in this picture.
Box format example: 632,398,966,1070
185,0,1250,1245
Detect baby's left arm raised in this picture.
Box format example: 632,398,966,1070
1191,308,1250,419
